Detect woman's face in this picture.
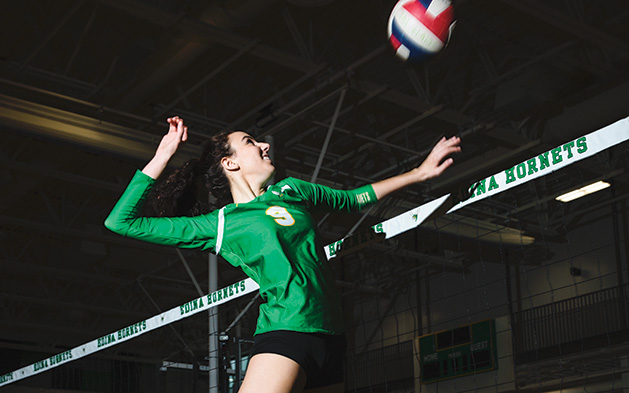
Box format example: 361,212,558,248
224,131,275,182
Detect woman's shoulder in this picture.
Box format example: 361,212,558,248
273,177,311,189
268,177,316,197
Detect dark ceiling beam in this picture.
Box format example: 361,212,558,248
117,40,220,111
282,83,389,148
96,0,318,73
351,79,472,126
498,0,629,59
334,105,444,167
257,45,388,135
153,40,260,120
15,1,85,76
96,0,315,111
0,77,154,124
309,121,422,156
469,42,573,98
227,63,327,129
0,93,202,166
64,4,98,76
259,85,349,137
281,7,312,61
284,158,374,186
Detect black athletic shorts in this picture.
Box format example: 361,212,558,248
250,330,346,389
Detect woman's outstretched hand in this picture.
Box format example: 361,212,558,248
411,135,461,183
371,135,461,200
142,117,189,179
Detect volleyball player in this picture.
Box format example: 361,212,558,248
105,117,461,393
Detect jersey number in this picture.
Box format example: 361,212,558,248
266,206,295,226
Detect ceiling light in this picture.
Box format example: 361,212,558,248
555,181,611,203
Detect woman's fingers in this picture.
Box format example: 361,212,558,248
175,118,188,142
166,116,184,132
415,135,461,181
166,118,176,135
434,136,461,160
155,117,188,158
165,117,187,141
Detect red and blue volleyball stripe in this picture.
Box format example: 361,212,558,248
388,0,455,62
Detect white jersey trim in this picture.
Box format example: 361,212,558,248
216,207,225,254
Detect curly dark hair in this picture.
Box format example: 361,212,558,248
147,131,234,217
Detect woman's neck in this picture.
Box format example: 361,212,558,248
229,176,267,204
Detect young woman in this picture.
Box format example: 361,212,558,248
105,117,461,393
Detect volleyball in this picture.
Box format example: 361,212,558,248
387,0,455,62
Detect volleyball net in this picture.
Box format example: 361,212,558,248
2,117,628,392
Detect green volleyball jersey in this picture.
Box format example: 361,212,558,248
105,170,377,335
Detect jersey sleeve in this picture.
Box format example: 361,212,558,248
104,170,219,253
284,177,378,213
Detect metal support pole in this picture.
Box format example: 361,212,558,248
611,189,628,329
177,248,204,296
235,339,242,392
310,87,347,183
344,205,376,238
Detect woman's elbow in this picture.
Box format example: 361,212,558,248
104,215,125,235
